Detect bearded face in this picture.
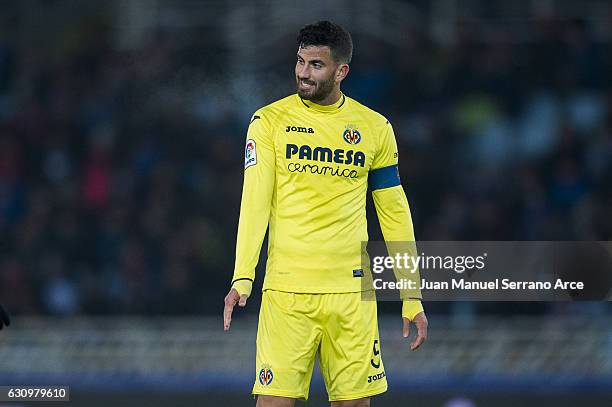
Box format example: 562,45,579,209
295,45,343,103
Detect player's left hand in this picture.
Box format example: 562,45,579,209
402,312,427,350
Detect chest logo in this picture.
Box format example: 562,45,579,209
286,125,314,134
343,124,362,145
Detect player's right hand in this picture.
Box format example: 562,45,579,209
0,304,11,330
223,288,248,331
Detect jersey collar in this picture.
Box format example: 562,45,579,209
298,92,346,113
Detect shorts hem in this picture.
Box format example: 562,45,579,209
252,389,308,401
262,287,364,294
328,385,388,402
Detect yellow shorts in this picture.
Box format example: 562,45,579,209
252,290,387,401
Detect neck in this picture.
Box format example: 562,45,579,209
312,87,342,106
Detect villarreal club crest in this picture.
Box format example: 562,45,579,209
343,124,361,145
259,365,274,386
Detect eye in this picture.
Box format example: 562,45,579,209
312,63,322,69
297,59,304,65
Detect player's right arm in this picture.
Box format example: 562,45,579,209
224,111,276,331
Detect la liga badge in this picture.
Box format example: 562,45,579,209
245,139,257,168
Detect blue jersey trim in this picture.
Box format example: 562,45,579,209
369,164,401,190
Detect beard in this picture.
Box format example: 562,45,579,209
296,73,336,102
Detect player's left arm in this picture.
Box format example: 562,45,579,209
370,120,428,350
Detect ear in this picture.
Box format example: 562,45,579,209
336,63,349,82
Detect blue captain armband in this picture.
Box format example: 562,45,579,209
369,164,401,191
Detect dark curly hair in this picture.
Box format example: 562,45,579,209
297,21,353,64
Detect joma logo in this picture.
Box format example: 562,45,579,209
286,125,314,134
367,371,386,383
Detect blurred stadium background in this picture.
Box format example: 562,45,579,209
0,0,611,405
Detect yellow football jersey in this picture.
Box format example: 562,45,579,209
232,92,422,295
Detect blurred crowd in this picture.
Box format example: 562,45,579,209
0,8,611,315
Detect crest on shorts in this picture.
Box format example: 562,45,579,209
343,124,361,145
259,364,274,386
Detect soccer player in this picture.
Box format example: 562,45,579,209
223,21,428,407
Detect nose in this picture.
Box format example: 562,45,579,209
297,64,311,79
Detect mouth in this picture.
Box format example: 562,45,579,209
299,79,315,91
